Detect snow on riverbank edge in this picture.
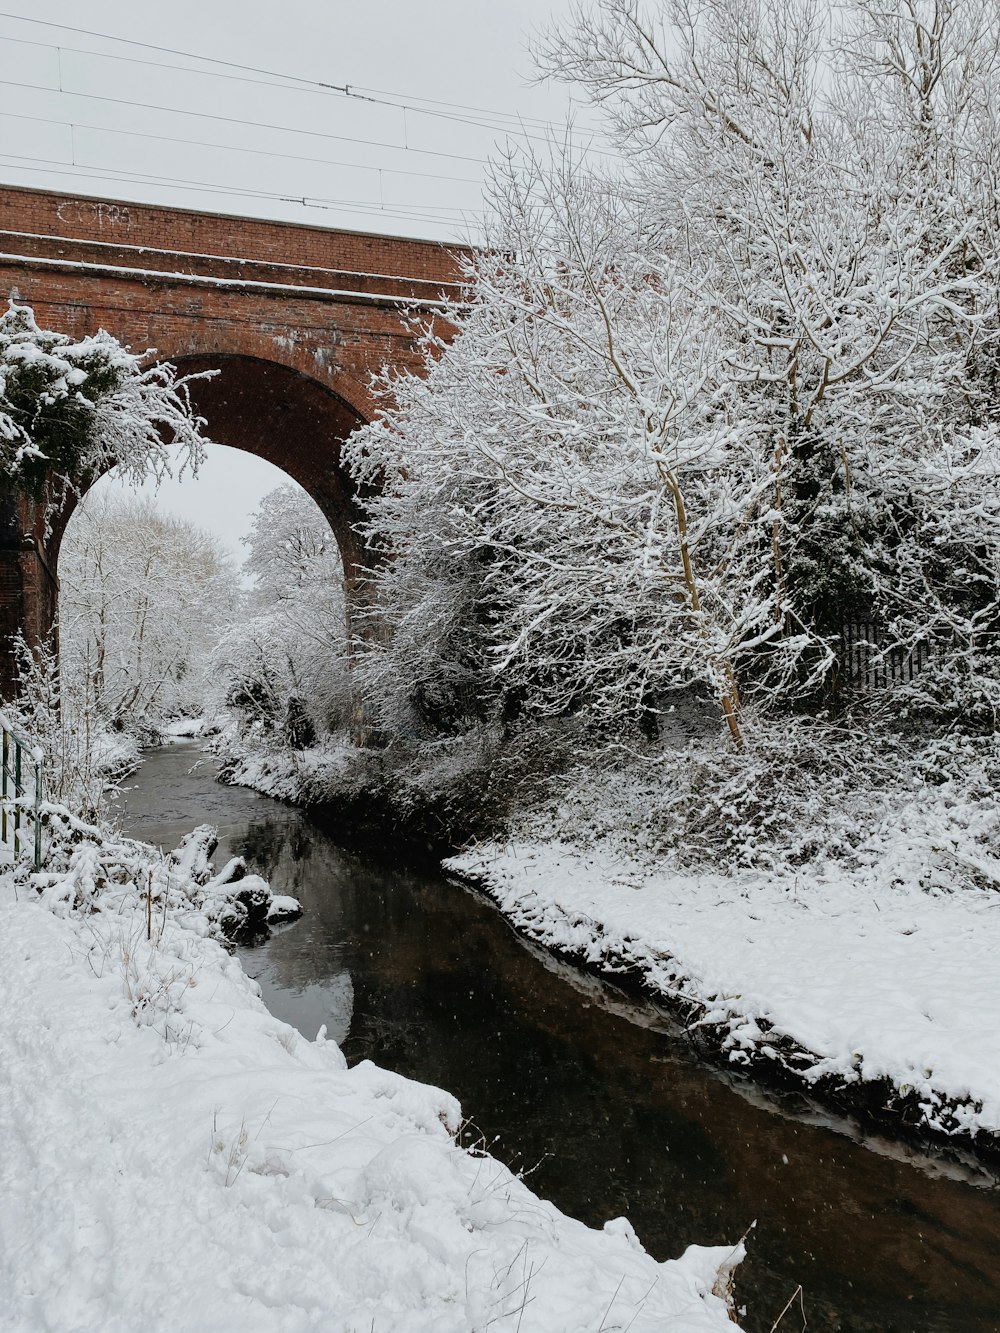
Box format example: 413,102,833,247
217,740,1000,1159
0,831,742,1333
446,841,1000,1159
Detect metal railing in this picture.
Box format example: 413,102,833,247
840,620,931,692
0,711,44,871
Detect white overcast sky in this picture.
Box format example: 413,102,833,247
0,0,609,567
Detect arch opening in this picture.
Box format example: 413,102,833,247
1,354,373,708
57,460,349,765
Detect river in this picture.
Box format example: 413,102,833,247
118,741,1000,1333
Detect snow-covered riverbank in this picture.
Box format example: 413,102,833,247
447,840,1000,1157
0,824,742,1333
220,733,1000,1160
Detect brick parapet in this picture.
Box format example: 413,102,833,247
0,185,469,290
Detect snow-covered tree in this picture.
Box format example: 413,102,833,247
59,492,240,736
0,302,206,500
346,155,786,743
212,485,350,744
343,0,1000,750
538,0,1000,718
242,484,338,596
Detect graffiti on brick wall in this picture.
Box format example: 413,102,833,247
55,200,133,232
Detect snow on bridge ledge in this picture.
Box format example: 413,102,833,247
0,181,470,419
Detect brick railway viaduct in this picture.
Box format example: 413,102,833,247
0,184,467,697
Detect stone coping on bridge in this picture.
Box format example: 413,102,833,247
0,227,463,294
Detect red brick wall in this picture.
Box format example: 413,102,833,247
0,184,467,418
0,184,469,284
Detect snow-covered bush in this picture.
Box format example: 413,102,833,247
0,302,206,500
513,707,905,869
1,302,219,812
24,804,299,948
7,634,133,820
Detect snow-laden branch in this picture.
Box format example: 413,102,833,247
0,302,209,501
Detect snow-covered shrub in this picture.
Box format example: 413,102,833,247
0,302,206,499
505,708,1000,883
30,805,298,945
7,635,135,821
1,302,219,815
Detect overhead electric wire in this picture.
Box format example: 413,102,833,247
2,77,502,169
0,153,476,232
0,33,567,138
0,107,485,189
0,8,614,236
0,15,613,151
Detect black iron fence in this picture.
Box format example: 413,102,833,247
840,621,931,691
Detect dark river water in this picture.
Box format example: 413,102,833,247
119,742,1000,1333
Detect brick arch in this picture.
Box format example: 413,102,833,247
150,331,376,426
4,353,381,702
33,352,381,719
45,352,373,603
0,183,465,698
163,353,372,591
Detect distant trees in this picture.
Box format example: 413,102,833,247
6,494,239,815
211,485,350,744
344,0,1000,742
59,493,240,736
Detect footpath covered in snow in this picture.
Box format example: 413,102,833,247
448,839,1000,1156
0,815,742,1333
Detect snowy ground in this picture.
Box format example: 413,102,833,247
447,840,1000,1150
160,716,206,739
0,823,742,1333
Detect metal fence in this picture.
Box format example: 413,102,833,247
0,711,44,871
840,621,931,692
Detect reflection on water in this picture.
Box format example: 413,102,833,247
121,744,1000,1333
